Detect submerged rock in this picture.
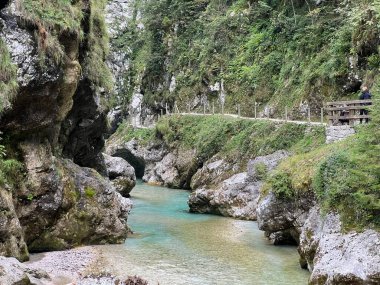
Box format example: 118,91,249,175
77,274,148,285
104,153,136,197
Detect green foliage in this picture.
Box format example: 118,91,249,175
84,186,96,198
19,0,84,34
269,172,294,199
112,121,156,146
0,38,18,113
0,138,24,188
155,115,323,163
117,0,380,114
269,91,380,229
254,162,268,180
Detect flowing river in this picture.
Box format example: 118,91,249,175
96,182,310,284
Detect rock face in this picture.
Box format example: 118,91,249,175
0,1,132,259
0,256,50,285
256,192,315,245
104,153,136,197
299,207,380,284
106,137,199,188
257,192,380,283
0,188,28,262
16,148,132,252
189,151,289,220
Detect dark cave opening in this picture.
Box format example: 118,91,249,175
0,1,9,11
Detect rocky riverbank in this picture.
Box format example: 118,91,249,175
0,246,149,285
105,116,380,284
0,247,97,285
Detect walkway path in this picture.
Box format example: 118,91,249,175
131,112,327,129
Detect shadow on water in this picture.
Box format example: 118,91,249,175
96,183,310,285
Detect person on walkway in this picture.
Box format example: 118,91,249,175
359,86,372,123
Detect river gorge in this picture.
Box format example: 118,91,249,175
96,182,309,285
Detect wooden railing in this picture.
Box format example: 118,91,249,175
325,99,372,126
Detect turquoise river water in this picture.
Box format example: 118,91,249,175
97,182,310,284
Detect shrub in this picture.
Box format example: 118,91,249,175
254,162,268,180
269,172,294,199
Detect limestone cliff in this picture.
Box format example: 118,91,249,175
0,0,132,261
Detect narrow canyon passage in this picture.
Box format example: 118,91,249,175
95,182,309,285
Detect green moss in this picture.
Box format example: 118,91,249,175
0,38,18,113
83,0,113,92
84,186,96,198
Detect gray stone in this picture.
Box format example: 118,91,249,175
0,256,50,285
103,153,136,197
326,125,356,144
189,151,289,220
299,207,380,284
0,187,29,262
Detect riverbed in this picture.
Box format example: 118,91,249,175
95,182,309,285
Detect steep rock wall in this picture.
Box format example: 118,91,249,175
0,0,132,260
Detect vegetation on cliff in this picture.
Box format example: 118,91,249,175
116,0,380,115
0,39,18,112
268,89,380,229
16,0,112,89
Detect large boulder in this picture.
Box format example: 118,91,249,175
188,150,289,220
16,142,132,252
104,153,136,197
0,256,50,285
257,193,380,283
299,207,380,284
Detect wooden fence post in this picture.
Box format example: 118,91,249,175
238,104,241,117
222,102,224,115
254,101,257,119
308,107,311,124
320,108,324,124
213,102,215,115
285,106,288,122
203,102,206,115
